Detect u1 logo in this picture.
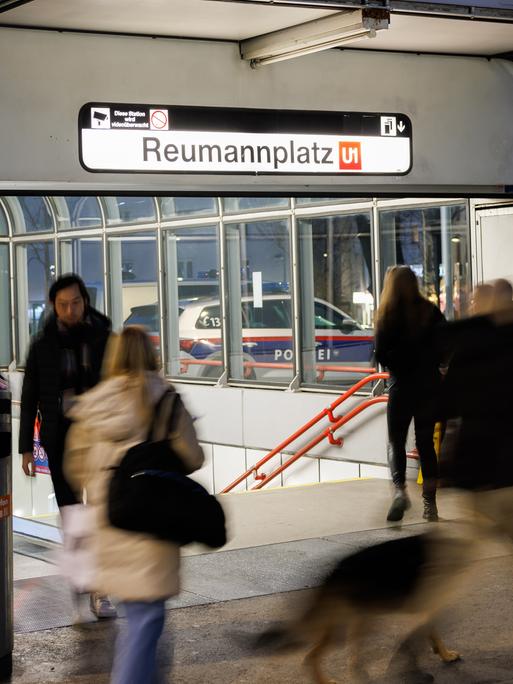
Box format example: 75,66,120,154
339,141,362,170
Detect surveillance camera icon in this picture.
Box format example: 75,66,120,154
91,108,110,128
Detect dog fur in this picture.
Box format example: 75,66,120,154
256,530,475,683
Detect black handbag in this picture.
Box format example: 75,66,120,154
107,390,226,549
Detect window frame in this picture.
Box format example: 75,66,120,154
1,194,472,391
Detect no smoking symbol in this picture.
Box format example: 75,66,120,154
150,109,169,130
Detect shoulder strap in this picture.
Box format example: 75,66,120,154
147,389,182,441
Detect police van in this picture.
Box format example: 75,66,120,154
170,293,374,383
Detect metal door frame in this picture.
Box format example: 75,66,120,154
472,202,513,286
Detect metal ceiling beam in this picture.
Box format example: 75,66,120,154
0,0,35,13
206,0,389,8
391,0,513,21
206,0,513,22
493,50,513,60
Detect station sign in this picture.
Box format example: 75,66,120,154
79,103,412,176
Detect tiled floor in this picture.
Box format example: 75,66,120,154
8,479,513,683
13,553,59,581
12,479,505,634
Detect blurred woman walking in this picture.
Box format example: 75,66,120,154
375,266,446,523
64,326,204,683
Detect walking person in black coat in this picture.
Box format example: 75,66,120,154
375,266,446,523
19,273,117,619
440,279,513,526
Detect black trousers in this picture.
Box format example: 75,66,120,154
387,382,439,490
44,436,79,509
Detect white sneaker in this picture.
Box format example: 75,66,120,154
90,593,118,619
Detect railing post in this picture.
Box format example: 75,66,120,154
0,385,13,681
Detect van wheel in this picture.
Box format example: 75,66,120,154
201,364,223,379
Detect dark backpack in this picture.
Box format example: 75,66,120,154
107,390,226,548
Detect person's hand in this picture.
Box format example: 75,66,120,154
22,452,36,477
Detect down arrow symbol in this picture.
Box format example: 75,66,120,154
397,121,406,133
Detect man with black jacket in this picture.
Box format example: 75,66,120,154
19,273,117,619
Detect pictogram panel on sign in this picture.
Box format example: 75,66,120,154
79,103,413,176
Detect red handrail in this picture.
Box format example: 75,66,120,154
252,396,388,490
221,371,389,493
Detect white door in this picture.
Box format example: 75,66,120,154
476,206,513,284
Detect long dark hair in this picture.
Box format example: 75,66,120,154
376,265,432,334
49,273,90,307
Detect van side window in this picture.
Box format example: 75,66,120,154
196,305,221,329
242,299,292,329
314,302,356,331
124,305,159,330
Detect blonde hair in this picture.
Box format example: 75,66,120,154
471,283,494,316
376,265,431,332
103,326,159,378
102,326,159,420
492,279,513,310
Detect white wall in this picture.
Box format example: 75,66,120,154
173,382,387,461
0,28,512,193
9,369,397,516
166,382,392,492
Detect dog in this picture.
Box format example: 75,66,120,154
255,530,475,684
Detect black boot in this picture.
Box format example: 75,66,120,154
422,479,439,522
423,497,438,522
387,486,411,522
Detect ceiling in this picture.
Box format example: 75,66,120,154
1,0,512,57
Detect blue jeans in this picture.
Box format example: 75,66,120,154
111,600,167,684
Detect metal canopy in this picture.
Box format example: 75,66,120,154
0,0,512,57
211,0,513,13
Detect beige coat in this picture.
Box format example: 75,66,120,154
64,373,204,601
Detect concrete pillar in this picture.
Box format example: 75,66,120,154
0,384,13,680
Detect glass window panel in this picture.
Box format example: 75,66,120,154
0,245,11,366
295,197,363,205
54,196,102,230
11,197,53,234
16,241,56,361
108,232,160,356
379,203,470,319
164,225,222,380
226,219,292,383
298,212,375,388
160,197,217,218
59,237,104,312
0,203,7,236
223,197,289,214
104,197,157,226
242,298,291,328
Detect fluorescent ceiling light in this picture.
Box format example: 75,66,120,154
240,9,389,66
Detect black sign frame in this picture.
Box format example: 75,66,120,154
79,102,413,177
